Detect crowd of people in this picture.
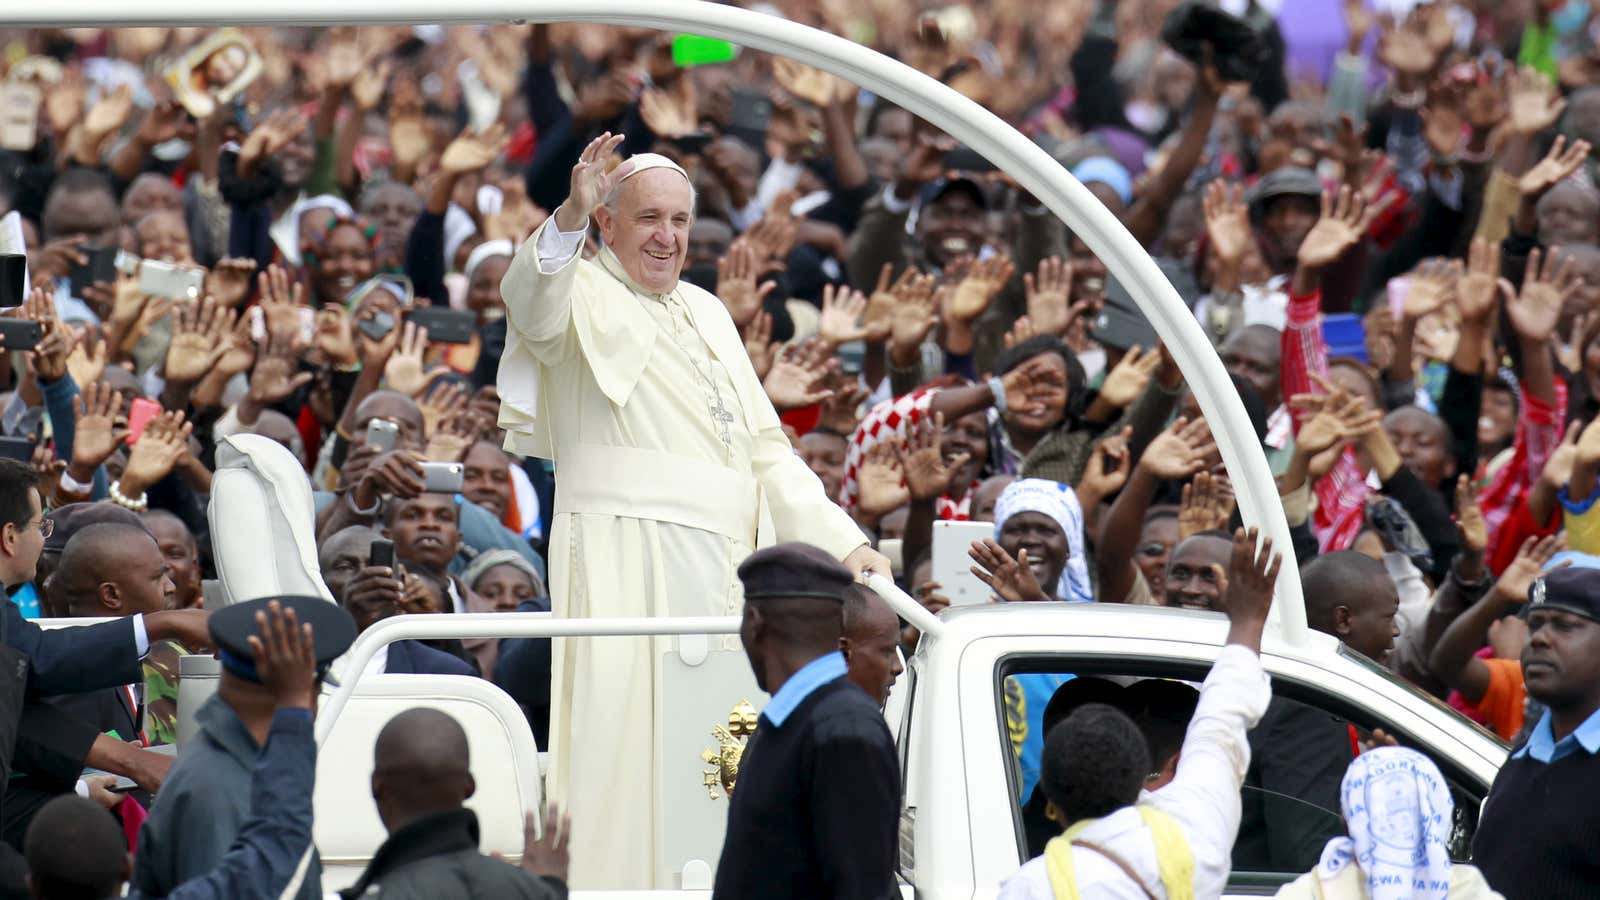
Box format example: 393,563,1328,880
0,0,1599,896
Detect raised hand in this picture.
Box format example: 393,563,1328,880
895,133,952,198
204,257,256,309
1003,315,1040,351
556,132,631,231
1377,13,1440,77
1454,237,1503,323
862,264,900,345
999,357,1063,420
900,412,971,500
165,296,232,385
744,211,799,265
716,241,775,328
313,304,359,369
247,334,315,407
856,442,910,521
387,82,431,174
384,321,441,398
439,122,510,176
1139,416,1216,479
1517,134,1592,198
763,339,836,411
69,382,126,479
351,59,392,112
1509,247,1581,344
247,601,318,711
1420,80,1465,159
1202,179,1252,267
424,415,475,463
257,265,308,347
1297,186,1381,271
418,378,469,438
120,410,195,497
969,539,1050,603
888,271,941,361
1492,533,1568,604
521,805,571,882
1079,429,1133,502
1508,65,1567,136
638,80,698,138
81,84,134,146
1220,527,1282,651
742,312,777,380
66,332,108,390
1455,474,1488,557
1097,345,1160,409
817,285,872,347
773,57,851,108
1398,257,1462,322
1024,256,1074,336
944,255,1015,324
1179,471,1237,541
238,109,309,178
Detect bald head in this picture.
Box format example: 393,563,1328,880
57,522,169,617
371,707,475,833
354,391,425,449
1302,551,1400,662
1221,325,1283,409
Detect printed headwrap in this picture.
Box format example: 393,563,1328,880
992,478,1092,603
1315,746,1453,900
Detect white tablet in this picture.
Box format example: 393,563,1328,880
932,520,999,607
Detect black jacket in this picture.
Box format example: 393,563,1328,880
712,675,899,900
338,808,565,900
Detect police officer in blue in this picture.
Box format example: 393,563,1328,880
1474,562,1600,899
713,543,900,900
25,598,341,899
134,597,356,900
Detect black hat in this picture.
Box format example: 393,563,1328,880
209,596,357,684
921,175,990,211
44,503,147,555
1528,566,1600,623
1248,167,1322,219
738,543,853,603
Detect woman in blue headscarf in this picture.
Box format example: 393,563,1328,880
970,477,1093,603
1275,746,1502,899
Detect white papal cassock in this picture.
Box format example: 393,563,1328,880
497,207,867,888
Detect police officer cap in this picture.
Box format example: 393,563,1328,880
209,596,357,684
738,543,853,602
1527,564,1600,623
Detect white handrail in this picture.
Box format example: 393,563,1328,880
18,0,1307,642
864,573,943,639
314,611,740,743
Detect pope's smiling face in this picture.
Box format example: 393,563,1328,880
596,168,695,295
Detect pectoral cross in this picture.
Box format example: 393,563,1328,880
708,390,736,449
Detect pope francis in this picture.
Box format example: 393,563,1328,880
497,133,889,888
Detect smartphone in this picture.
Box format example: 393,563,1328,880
405,307,476,345
369,538,395,568
138,259,204,301
68,246,119,299
357,310,396,342
125,397,163,446
0,436,35,462
0,81,42,152
0,318,42,352
672,34,737,67
0,253,26,308
419,461,464,493
932,520,1001,607
249,305,316,344
365,418,399,453
728,87,773,134
671,132,713,155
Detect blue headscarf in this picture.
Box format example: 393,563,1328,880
992,478,1092,602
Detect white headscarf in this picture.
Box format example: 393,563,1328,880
274,194,354,266
992,478,1092,602
1316,747,1453,900
463,239,514,284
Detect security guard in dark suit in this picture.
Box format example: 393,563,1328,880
713,544,900,900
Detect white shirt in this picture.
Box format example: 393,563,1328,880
998,644,1272,900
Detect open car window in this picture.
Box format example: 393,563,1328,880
994,652,1490,890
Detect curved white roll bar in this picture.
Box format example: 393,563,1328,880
19,1,1307,642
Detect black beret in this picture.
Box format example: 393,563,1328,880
738,543,853,603
1529,566,1600,623
209,596,357,684
44,502,147,555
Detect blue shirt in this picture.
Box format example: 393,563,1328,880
762,651,848,727
1513,705,1600,763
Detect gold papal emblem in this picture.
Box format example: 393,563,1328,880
701,699,759,799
